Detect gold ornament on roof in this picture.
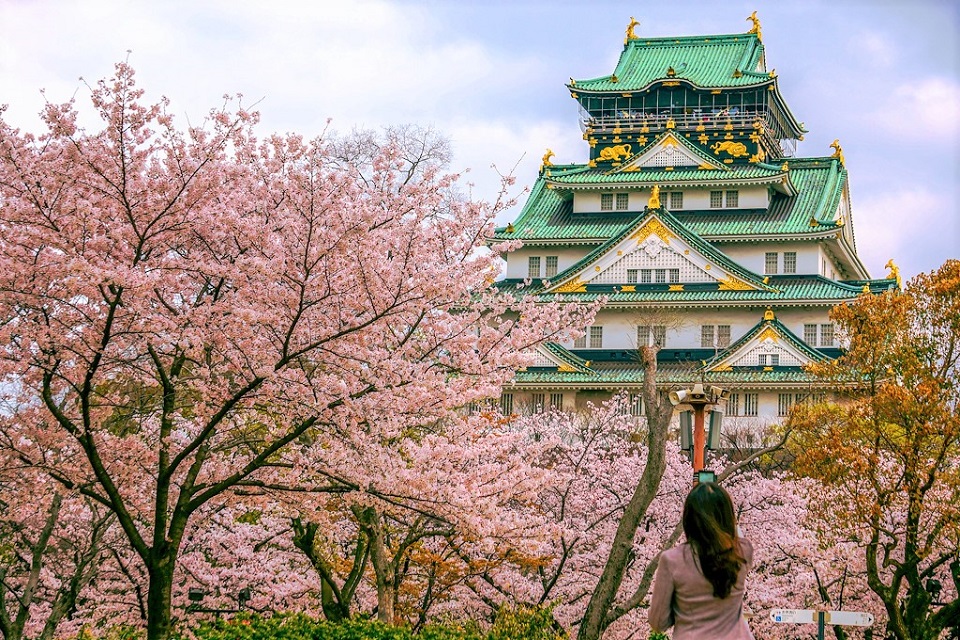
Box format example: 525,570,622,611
598,144,632,162
711,141,749,157
554,278,587,293
505,222,515,233
541,148,555,168
718,276,754,291
830,139,845,165
647,185,661,209
884,258,902,289
626,17,640,42
746,11,762,41
631,217,673,244
763,307,775,321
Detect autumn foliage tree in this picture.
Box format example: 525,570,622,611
0,63,591,640
791,260,960,640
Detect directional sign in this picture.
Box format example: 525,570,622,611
770,609,874,627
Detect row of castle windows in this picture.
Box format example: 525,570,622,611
527,249,802,281
599,190,739,212
573,323,834,350
765,251,797,274
496,391,830,420
528,255,559,279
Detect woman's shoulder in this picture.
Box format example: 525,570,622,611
662,542,694,564
739,537,754,562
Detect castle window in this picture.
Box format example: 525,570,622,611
528,256,541,279
550,393,564,410
669,269,680,283
765,252,778,275
641,269,652,283
669,191,683,209
758,353,780,366
783,252,797,274
500,393,514,415
778,393,794,417
710,190,723,208
637,325,666,348
629,393,644,417
531,393,545,413
701,325,715,348
717,325,731,347
616,193,630,210
655,269,667,284
601,194,613,211
589,326,604,348
804,324,818,345
627,269,638,284
545,255,558,278
728,393,741,416
820,324,835,347
725,190,739,207
744,393,759,416
574,328,587,349
701,325,731,348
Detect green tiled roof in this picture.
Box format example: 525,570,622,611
540,343,596,374
515,362,821,387
492,157,844,244
571,33,769,92
676,158,845,238
525,275,886,305
545,164,787,186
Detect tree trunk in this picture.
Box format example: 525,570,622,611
145,553,176,640
353,507,398,624
577,346,671,640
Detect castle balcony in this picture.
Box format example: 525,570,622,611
582,109,795,157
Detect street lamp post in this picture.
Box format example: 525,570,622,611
670,383,728,482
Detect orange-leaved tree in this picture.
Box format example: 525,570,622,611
791,259,960,640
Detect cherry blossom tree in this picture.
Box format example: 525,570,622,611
0,470,112,640
0,63,593,640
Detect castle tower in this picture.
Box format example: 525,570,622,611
490,17,897,437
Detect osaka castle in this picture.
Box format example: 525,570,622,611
490,15,898,436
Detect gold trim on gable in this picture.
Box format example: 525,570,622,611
630,218,674,244
757,327,780,342
717,276,754,291
557,363,578,373
554,278,587,293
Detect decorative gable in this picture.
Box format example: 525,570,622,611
706,314,827,372
547,213,760,293
618,132,724,172
525,343,594,373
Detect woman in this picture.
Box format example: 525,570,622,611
648,482,754,639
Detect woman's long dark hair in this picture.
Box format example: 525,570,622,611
682,482,746,598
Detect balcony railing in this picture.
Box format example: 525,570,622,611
583,109,792,157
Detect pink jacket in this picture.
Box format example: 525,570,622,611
648,539,754,640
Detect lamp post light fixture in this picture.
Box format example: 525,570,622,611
669,383,728,481
185,587,252,617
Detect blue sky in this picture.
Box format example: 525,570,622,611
2,0,957,280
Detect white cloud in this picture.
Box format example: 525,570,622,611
867,77,960,142
854,188,957,279
848,30,896,68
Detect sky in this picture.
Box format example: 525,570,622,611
1,0,958,281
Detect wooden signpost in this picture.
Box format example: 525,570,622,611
770,608,874,640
